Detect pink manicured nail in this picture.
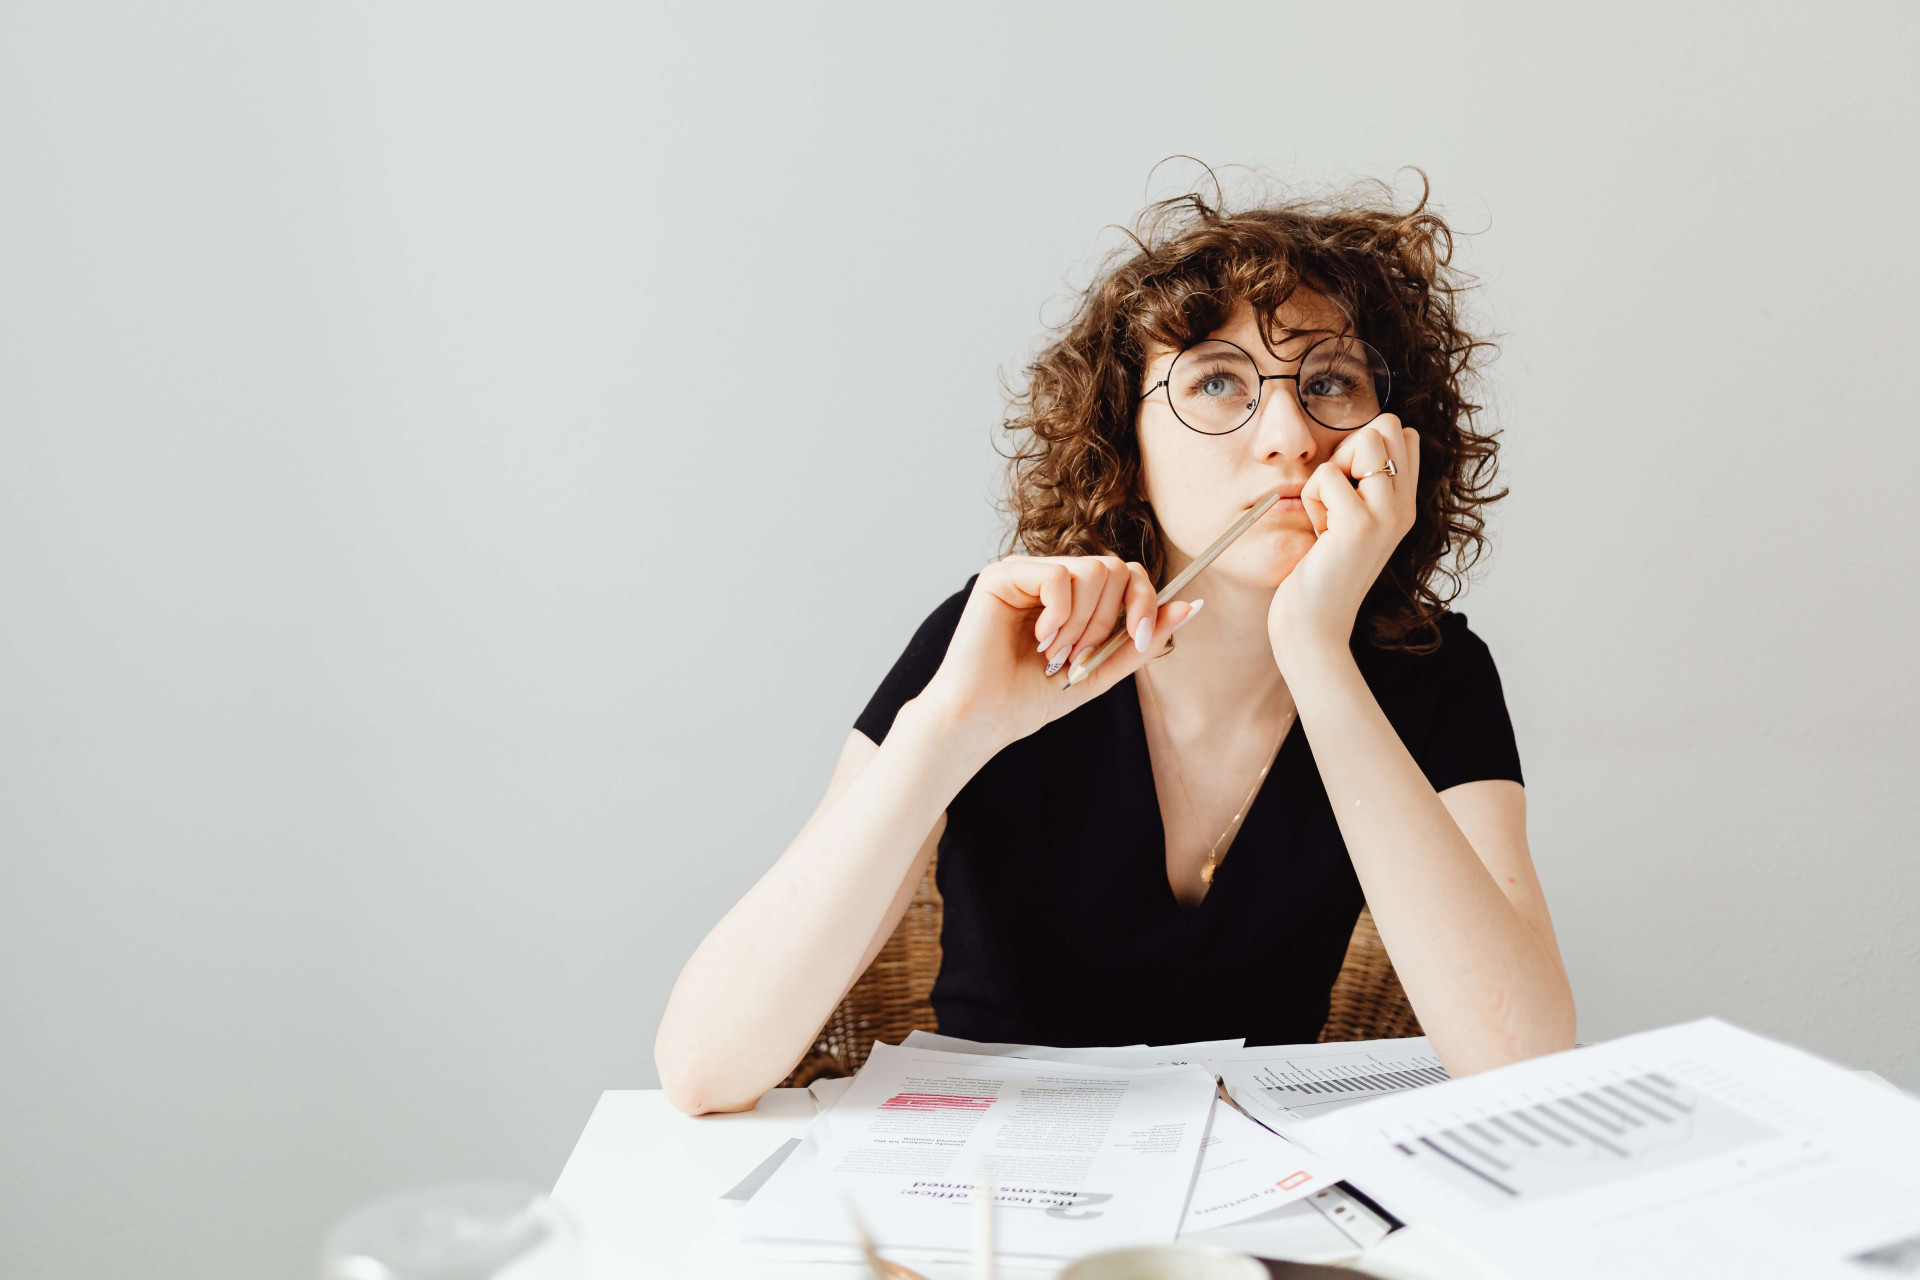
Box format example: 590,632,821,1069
1044,651,1067,677
1133,618,1153,653
1037,627,1058,653
1170,599,1205,634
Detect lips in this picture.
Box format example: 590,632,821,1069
1246,488,1305,509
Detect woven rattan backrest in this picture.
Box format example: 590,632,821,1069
781,862,1418,1086
1317,906,1423,1042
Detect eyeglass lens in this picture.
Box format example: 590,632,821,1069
1165,337,1390,434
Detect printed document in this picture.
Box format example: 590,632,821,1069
1179,1097,1341,1231
1210,1037,1448,1135
734,1042,1218,1258
1181,1187,1393,1262
903,1030,1242,1067
1292,1018,1920,1280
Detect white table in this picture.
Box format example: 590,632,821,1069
552,1088,822,1279
550,1090,1501,1280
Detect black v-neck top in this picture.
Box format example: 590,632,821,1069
852,577,1526,1049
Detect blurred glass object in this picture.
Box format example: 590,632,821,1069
317,1181,580,1280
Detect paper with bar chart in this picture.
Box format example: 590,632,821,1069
1361,1065,1776,1206
1210,1037,1449,1133
1292,1019,1920,1280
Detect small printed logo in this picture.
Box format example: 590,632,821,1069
1277,1171,1311,1191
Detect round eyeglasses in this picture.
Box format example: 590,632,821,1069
1139,335,1392,435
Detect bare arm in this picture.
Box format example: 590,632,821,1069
653,557,1198,1115
1283,645,1575,1074
653,708,994,1115
1271,415,1574,1073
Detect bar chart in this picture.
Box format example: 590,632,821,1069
1382,1069,1779,1207
1249,1055,1451,1105
1240,1046,1450,1123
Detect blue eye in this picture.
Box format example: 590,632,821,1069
1304,372,1361,399
1201,375,1237,398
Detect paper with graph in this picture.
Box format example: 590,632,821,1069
1292,1019,1920,1280
1210,1036,1449,1133
733,1042,1218,1258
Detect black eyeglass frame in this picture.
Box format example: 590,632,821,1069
1138,335,1394,435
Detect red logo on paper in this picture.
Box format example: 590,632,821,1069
1277,1171,1311,1190
878,1093,995,1111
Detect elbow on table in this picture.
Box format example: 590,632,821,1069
655,1045,775,1117
663,1081,761,1117
1527,972,1580,1059
1434,987,1579,1078
1494,990,1580,1070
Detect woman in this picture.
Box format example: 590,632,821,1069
656,178,1576,1115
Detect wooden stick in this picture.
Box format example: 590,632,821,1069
845,1200,891,1280
1063,490,1280,689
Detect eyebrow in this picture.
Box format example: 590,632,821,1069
1263,327,1341,350
1146,328,1358,379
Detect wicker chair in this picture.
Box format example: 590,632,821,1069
1315,903,1424,1042
781,854,1421,1086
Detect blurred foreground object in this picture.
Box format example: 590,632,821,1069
318,1181,580,1280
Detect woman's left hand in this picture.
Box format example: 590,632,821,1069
1267,414,1421,662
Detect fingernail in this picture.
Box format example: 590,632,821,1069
1044,651,1067,677
1170,599,1205,634
1134,618,1153,653
1036,628,1058,653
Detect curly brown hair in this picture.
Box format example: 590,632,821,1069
999,169,1505,654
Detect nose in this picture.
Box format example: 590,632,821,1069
1247,376,1321,464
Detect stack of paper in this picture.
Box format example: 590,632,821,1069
901,1030,1239,1067
1288,1019,1920,1279
726,1018,1920,1276
730,1037,1345,1265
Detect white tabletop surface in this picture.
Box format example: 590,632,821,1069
549,1089,1503,1280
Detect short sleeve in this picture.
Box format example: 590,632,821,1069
852,577,976,745
1415,614,1526,793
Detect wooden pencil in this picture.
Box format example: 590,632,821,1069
1062,489,1280,689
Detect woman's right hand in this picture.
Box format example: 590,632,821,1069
913,555,1203,750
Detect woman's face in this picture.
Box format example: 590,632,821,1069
1137,293,1363,590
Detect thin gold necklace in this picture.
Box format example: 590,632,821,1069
1137,671,1295,890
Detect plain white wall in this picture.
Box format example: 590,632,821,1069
4,2,1916,1276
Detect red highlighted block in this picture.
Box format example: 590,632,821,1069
878,1093,996,1111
